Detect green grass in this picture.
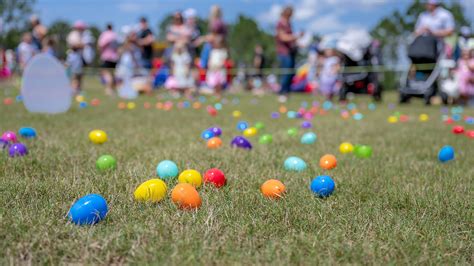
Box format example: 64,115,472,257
1,78,473,264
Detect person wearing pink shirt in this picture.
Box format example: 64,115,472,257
98,24,119,95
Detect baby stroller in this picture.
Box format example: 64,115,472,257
337,29,382,101
399,35,448,104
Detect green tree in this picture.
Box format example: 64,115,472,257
0,0,35,48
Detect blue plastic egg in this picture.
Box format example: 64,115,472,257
156,160,179,180
452,114,461,121
19,127,37,138
438,146,455,163
368,103,376,110
214,103,223,110
353,113,364,120
310,175,335,197
301,132,317,144
237,121,248,131
79,102,88,108
322,101,333,110
201,129,215,140
284,156,307,172
68,194,108,225
287,111,297,119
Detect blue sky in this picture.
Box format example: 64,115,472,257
35,0,473,35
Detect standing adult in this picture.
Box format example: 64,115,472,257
415,0,454,38
98,24,119,95
275,6,301,103
137,17,155,69
30,15,48,51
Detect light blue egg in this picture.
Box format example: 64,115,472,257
18,127,37,138
237,121,248,131
214,103,223,110
284,156,307,172
156,160,179,180
183,101,190,108
199,96,207,103
322,101,333,110
353,113,364,120
301,132,317,144
287,111,297,119
347,103,356,110
368,103,376,110
452,114,461,121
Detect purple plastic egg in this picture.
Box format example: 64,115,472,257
8,143,28,157
230,136,252,150
271,112,280,119
1,138,9,150
2,131,17,143
301,121,312,129
208,126,222,136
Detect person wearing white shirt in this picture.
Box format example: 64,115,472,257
415,0,455,38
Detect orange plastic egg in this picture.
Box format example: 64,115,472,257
171,183,202,209
319,154,337,170
261,179,286,199
207,137,222,149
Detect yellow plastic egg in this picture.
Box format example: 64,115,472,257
75,95,85,102
339,142,354,154
243,127,258,137
88,130,108,144
134,179,167,203
387,116,398,123
419,114,429,122
232,110,242,118
178,169,202,188
127,102,136,110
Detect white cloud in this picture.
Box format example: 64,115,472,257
117,2,144,13
257,4,282,24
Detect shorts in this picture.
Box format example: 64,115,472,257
101,61,117,69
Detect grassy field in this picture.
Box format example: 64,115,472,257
1,78,473,264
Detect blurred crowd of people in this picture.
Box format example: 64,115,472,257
0,1,473,105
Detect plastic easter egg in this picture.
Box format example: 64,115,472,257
419,114,429,122
171,183,202,209
67,194,108,225
399,115,410,122
301,132,317,144
271,112,280,119
0,138,9,150
319,154,337,170
438,145,455,163
259,134,273,144
207,106,217,116
310,175,335,197
127,102,136,110
201,129,215,140
243,127,258,137
339,142,354,154
207,137,223,149
236,121,248,131
204,168,226,188
261,179,286,199
75,95,85,102
79,102,88,108
96,155,117,171
156,160,179,180
231,136,252,150
91,98,100,106
232,110,242,118
466,130,474,139
255,122,265,130
208,126,222,136
3,97,13,105
368,103,376,110
284,156,307,172
134,179,167,203
387,116,398,123
279,106,287,113
301,121,312,129
354,145,372,158
353,113,364,120
287,127,298,137
452,126,464,134
178,169,203,188
1,131,17,143
214,102,222,110
287,111,297,119
118,102,126,109
19,127,37,138
88,130,108,144
8,143,28,157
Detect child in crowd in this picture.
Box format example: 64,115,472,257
41,37,56,56
457,48,474,105
17,33,36,71
166,42,193,97
318,43,341,100
66,47,84,94
206,35,228,97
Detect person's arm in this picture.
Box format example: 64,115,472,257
277,29,298,43
139,31,155,46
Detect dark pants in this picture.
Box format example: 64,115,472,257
278,54,295,95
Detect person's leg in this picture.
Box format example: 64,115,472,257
278,55,292,95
